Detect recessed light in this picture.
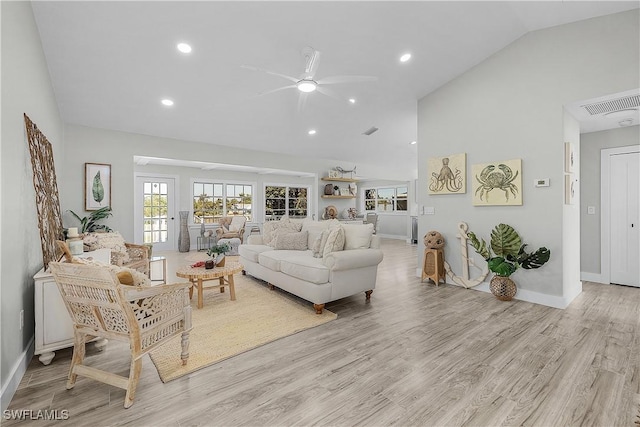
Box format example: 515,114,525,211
618,119,634,127
400,53,412,63
161,99,174,106
349,98,356,104
410,141,417,145
605,108,637,119
177,43,192,54
308,129,317,135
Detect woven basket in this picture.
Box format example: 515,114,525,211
489,276,517,301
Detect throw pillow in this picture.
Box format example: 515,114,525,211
322,226,345,259
302,221,330,248
83,231,130,264
72,256,151,286
274,231,308,250
229,216,245,232
313,229,331,258
263,217,302,246
343,223,374,250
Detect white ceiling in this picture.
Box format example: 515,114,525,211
31,1,639,178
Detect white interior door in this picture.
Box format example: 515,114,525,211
135,176,176,251
609,151,639,287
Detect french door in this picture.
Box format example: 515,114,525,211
134,175,176,251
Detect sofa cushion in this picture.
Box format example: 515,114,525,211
343,223,374,250
238,244,273,263
273,231,308,250
301,221,330,248
259,250,312,272
280,257,330,285
322,226,345,259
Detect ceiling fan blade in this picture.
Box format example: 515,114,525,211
257,84,297,97
304,49,321,79
316,75,378,85
316,86,346,102
241,65,299,83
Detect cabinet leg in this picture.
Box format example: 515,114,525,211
38,352,55,365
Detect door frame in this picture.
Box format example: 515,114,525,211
133,172,180,249
600,145,640,284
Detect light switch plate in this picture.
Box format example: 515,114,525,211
425,207,435,215
534,178,550,187
587,206,596,215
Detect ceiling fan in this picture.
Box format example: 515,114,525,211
241,46,377,108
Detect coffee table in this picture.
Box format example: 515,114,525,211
176,261,243,309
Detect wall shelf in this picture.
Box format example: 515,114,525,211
321,177,358,183
321,195,355,199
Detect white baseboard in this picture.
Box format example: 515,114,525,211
581,272,604,284
412,268,579,310
377,234,407,240
1,336,34,411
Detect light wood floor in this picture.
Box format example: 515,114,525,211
7,239,640,426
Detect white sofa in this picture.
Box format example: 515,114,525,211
239,219,384,314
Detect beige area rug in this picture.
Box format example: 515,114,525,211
149,277,337,382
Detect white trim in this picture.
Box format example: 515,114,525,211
1,337,34,411
600,145,640,285
581,272,604,284
190,178,256,224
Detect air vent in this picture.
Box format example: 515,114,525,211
362,126,379,136
581,94,640,116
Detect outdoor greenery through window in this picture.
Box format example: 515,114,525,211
265,185,308,220
193,182,252,223
364,186,408,212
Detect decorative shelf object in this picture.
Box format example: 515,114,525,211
321,195,355,199
321,177,358,183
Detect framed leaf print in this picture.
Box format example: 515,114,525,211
85,163,111,210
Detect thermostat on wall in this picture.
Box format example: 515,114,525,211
534,178,550,187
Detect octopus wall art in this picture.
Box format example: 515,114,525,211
427,153,466,194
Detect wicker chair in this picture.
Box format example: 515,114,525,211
215,216,247,243
114,243,149,275
49,262,192,408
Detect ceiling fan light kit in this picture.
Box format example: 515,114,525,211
297,80,317,93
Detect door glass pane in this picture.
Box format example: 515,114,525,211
143,181,169,244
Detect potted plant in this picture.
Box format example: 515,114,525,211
467,223,550,301
206,242,231,268
68,206,113,234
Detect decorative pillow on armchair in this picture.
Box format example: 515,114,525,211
228,216,246,232
83,231,130,264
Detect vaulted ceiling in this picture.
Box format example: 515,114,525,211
31,1,638,179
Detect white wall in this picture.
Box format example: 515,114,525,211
61,124,406,241
580,125,640,278
1,2,64,409
417,10,639,307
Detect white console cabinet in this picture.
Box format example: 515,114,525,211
34,249,111,365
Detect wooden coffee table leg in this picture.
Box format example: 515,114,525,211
197,278,204,309
189,281,194,300
219,277,225,293
228,274,236,301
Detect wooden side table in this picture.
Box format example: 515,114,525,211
176,261,243,309
422,248,445,286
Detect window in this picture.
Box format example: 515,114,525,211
364,186,408,212
193,181,252,223
265,185,308,220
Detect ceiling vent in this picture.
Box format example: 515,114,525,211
362,126,379,136
581,94,640,116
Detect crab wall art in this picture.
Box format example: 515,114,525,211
472,158,523,206
427,153,466,194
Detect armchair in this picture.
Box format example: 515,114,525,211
82,232,149,275
49,262,192,408
215,216,247,243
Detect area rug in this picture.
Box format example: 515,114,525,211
149,277,337,382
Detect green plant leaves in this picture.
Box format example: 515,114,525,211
490,223,521,258
68,206,112,233
487,257,517,276
519,247,551,269
467,232,490,259
92,171,104,203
